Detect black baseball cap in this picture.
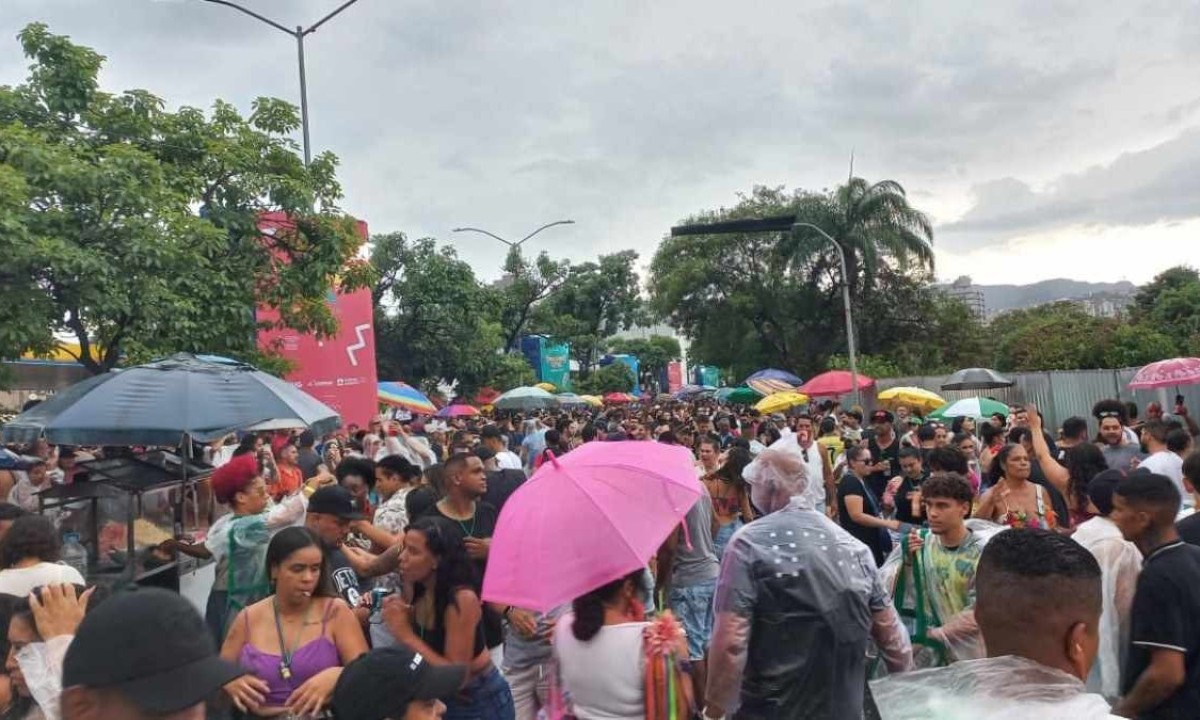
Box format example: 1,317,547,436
1088,469,1126,516
480,425,504,440
308,485,364,520
62,587,243,713
871,410,894,424
332,647,466,720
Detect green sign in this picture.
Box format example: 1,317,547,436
543,342,571,391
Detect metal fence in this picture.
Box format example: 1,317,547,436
871,368,1188,435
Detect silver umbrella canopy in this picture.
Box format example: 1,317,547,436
1,353,341,446
493,386,558,411
940,367,1014,391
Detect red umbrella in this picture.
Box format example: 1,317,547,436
1129,357,1200,389
474,387,501,405
604,392,633,404
799,370,875,397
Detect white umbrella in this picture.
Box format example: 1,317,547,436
493,386,558,411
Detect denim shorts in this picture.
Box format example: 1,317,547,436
443,666,515,720
668,579,716,660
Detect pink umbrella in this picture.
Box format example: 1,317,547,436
482,441,703,612
435,403,480,418
799,370,876,397
1129,357,1200,389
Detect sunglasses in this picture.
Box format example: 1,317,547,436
1098,411,1121,418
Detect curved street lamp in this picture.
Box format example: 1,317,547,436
200,0,364,166
452,220,576,248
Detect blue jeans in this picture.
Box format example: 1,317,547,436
443,666,515,720
668,579,717,661
715,519,744,559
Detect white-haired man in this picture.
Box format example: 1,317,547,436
703,445,913,720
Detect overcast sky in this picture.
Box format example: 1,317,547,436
5,0,1200,285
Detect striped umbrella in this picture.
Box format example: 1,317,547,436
747,378,796,396
377,381,437,414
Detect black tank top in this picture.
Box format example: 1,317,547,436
409,587,487,657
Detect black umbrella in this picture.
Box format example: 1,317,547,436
940,367,1014,391
1,353,341,446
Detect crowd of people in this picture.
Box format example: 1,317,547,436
0,392,1197,718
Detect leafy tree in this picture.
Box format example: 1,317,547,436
826,354,903,381
1103,324,1178,368
990,302,1111,371
650,186,819,378
781,177,934,298
493,247,570,352
575,362,636,395
483,353,537,392
531,250,642,376
370,233,504,394
607,335,682,378
0,24,371,375
650,183,945,380
1130,266,1199,321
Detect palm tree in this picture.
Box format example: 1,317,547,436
782,177,934,293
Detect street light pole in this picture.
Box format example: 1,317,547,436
452,220,576,248
200,0,363,166
295,26,311,166
793,222,861,407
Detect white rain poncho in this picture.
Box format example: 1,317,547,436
878,519,1007,667
1070,516,1141,699
870,655,1119,719
707,446,912,719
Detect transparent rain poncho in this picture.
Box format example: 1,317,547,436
870,655,1117,719
16,635,71,720
878,519,1007,667
204,491,308,626
1069,516,1142,699
707,446,912,719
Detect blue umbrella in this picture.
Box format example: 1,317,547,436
1,353,341,446
744,368,804,386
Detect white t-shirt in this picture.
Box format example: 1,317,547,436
0,563,86,597
553,614,647,720
495,450,523,471
1139,451,1190,507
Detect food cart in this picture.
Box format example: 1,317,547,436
2,353,342,598
38,450,213,590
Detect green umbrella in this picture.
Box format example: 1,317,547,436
928,397,1009,420
726,386,762,404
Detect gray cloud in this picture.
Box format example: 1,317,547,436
3,0,1200,279
940,127,1200,246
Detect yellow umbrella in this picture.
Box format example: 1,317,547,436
877,386,946,414
534,382,557,392
755,391,810,414
579,395,604,408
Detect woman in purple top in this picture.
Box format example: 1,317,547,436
221,527,368,718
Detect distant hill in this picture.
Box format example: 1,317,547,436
939,278,1138,317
